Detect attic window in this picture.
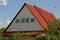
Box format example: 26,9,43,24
21,18,25,23
16,19,20,23
31,18,35,22
26,18,29,23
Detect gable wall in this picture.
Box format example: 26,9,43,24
6,5,44,31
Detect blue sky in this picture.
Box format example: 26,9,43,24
0,0,60,28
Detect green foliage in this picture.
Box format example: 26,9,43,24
57,34,60,40
49,34,57,40
36,35,46,40
0,28,6,40
9,32,21,40
0,28,5,32
9,32,35,40
0,33,5,40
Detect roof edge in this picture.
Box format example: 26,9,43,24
4,3,26,32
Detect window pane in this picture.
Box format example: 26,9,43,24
31,18,35,22
21,18,25,23
26,18,29,23
16,19,20,23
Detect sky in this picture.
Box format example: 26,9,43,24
0,0,60,28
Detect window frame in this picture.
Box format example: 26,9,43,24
21,18,25,23
16,19,20,23
30,18,35,22
26,18,29,23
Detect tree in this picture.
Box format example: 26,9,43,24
0,28,5,40
48,19,60,35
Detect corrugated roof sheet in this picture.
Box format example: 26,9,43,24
26,4,48,30
34,6,56,23
26,3,56,30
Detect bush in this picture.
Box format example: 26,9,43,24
57,34,60,40
9,32,21,40
49,34,57,40
0,33,6,40
36,35,46,40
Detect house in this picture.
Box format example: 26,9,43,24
3,3,56,36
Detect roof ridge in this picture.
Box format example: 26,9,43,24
34,5,51,13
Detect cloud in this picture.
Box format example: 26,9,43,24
0,20,11,28
0,21,3,25
0,0,8,6
0,20,11,25
6,20,11,24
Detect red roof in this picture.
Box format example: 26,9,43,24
26,3,56,30
34,6,56,23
